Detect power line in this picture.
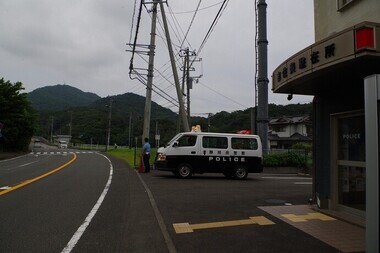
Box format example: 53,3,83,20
197,0,230,55
198,80,248,109
170,1,224,14
179,0,201,49
129,0,138,44
128,0,144,75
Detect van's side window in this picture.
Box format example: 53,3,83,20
202,136,228,149
231,138,258,150
177,135,197,147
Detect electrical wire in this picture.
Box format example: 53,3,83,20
130,1,237,113
170,1,224,14
179,0,202,49
129,0,138,44
198,80,248,109
197,0,230,56
129,0,144,75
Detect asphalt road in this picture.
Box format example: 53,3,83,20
0,149,339,253
139,171,338,253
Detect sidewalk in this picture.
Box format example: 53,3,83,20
259,205,365,253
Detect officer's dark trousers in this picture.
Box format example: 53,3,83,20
143,154,150,172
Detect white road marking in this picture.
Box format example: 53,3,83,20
137,171,177,253
61,153,113,253
0,186,11,190
17,161,36,168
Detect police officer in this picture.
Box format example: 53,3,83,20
142,137,151,173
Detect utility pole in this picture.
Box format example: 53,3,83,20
142,0,158,143
128,112,133,148
178,47,189,132
256,0,269,152
159,2,190,132
105,97,113,151
69,111,72,136
180,47,197,129
50,116,54,143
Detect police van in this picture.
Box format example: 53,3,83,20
154,131,263,179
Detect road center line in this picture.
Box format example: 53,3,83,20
61,153,113,253
0,153,77,196
17,161,37,168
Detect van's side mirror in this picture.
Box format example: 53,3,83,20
173,141,179,147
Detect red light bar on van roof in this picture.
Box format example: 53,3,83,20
355,27,375,51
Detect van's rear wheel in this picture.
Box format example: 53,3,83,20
234,165,248,180
176,163,192,179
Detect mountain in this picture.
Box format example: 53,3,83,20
28,84,101,111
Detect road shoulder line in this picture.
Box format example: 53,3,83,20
136,171,177,253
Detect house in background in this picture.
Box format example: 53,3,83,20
269,115,312,149
53,135,71,145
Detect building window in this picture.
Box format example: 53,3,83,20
337,0,358,11
272,126,286,133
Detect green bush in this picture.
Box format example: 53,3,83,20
291,142,312,153
263,151,308,168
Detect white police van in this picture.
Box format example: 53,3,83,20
155,131,263,179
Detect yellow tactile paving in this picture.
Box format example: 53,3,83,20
173,216,275,234
250,216,276,225
259,205,365,253
281,212,336,222
173,223,193,233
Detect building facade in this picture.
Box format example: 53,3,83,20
269,115,312,149
272,0,380,228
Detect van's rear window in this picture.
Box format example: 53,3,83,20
231,138,258,150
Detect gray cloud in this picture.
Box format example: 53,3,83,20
0,0,314,114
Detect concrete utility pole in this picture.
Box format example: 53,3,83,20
179,47,193,131
128,112,133,148
142,0,158,142
105,97,113,151
256,0,269,152
50,116,54,143
159,2,190,132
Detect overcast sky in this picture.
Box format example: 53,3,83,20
0,0,314,114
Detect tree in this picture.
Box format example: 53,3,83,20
0,78,37,151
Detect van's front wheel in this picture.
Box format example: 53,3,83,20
176,163,192,179
234,165,248,180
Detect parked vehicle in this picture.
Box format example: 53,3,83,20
58,140,68,149
155,131,263,179
33,139,41,148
